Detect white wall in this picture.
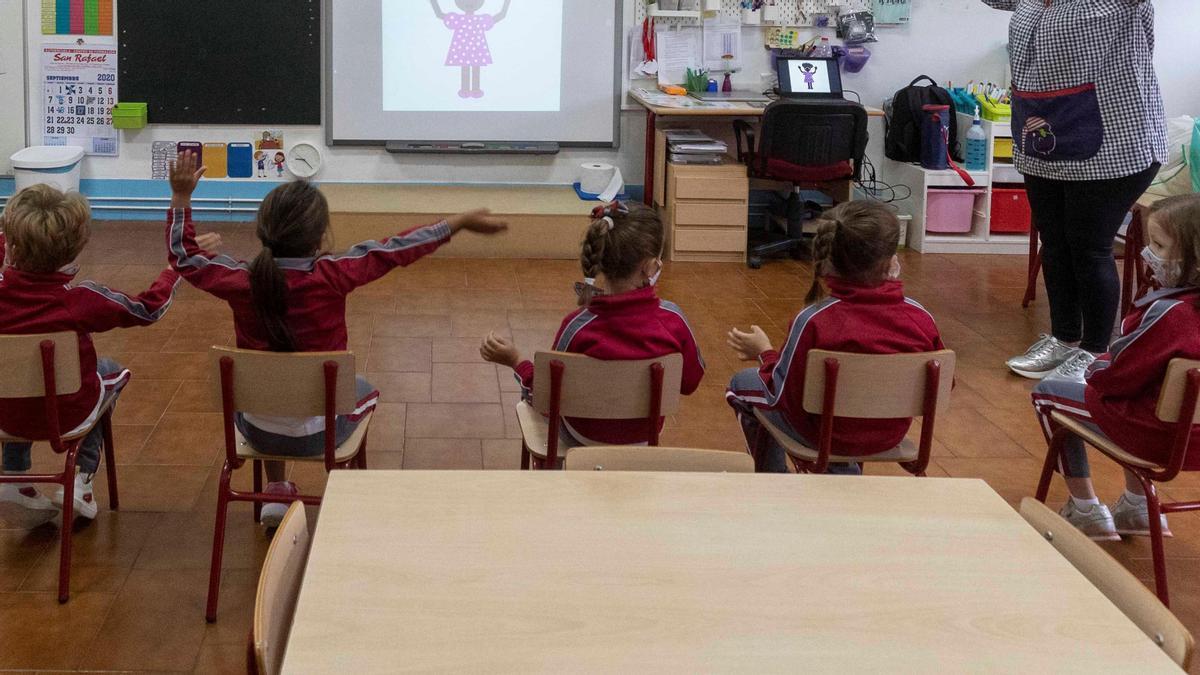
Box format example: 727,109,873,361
0,0,27,175
15,0,1199,186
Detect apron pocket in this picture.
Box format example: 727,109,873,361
1012,83,1104,162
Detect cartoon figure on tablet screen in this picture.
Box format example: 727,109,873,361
800,62,818,90
430,0,512,99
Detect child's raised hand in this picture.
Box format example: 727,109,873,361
479,331,522,368
727,326,774,361
195,232,223,252
169,151,207,197
447,209,509,236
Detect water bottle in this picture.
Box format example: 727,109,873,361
920,104,951,171
966,106,988,172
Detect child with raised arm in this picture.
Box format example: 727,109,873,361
726,201,944,474
166,151,507,525
0,185,184,528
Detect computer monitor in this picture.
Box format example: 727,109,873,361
776,57,844,99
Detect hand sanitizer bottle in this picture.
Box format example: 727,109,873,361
966,106,988,172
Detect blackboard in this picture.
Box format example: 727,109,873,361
118,0,320,125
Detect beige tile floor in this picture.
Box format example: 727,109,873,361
2,220,1198,673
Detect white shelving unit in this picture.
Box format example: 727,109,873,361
885,115,1029,255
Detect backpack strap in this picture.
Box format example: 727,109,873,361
909,75,938,88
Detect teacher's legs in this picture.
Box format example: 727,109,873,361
1024,164,1158,355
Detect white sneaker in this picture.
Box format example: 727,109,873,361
1006,335,1078,380
1049,350,1097,382
51,473,98,521
1111,493,1173,538
1059,499,1120,542
260,481,299,529
0,483,60,529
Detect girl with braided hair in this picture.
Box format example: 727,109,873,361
726,201,945,473
481,201,705,454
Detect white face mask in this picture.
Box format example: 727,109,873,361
647,259,663,287
887,256,902,280
1142,246,1182,288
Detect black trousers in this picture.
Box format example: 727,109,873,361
1024,163,1159,353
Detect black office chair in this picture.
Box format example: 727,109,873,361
734,99,869,269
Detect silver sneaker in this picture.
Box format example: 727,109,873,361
1111,493,1173,538
1006,335,1077,380
1059,500,1120,542
1049,349,1097,382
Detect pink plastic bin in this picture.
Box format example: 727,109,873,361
926,188,985,234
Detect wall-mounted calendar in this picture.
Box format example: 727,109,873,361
41,44,118,156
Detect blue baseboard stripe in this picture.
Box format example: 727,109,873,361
0,178,645,222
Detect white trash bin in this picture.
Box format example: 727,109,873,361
11,146,86,193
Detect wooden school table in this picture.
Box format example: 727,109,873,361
630,88,885,208
283,472,1177,673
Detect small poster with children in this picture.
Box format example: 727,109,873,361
255,131,286,179
41,44,118,156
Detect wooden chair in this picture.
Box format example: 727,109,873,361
514,352,683,470
1019,498,1195,669
1035,358,1200,607
206,347,372,622
0,332,120,603
249,501,310,675
752,350,955,475
564,446,755,473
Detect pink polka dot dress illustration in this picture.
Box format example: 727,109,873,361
431,0,512,99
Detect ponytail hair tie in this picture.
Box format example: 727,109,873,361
590,200,630,222
602,217,615,232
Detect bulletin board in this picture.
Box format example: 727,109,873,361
634,0,873,27
117,0,320,125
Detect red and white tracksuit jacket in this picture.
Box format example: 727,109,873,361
513,285,706,445
0,233,179,439
166,208,451,425
1073,287,1200,469
728,277,944,456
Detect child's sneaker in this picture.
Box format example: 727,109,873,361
51,473,98,521
1006,335,1077,379
1059,499,1120,541
1111,493,1173,538
0,483,60,528
261,481,299,529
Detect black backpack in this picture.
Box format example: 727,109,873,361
885,75,959,163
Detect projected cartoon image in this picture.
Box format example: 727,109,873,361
430,0,512,99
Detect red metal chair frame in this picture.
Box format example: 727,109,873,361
751,356,944,476
1034,367,1200,607
1023,204,1150,316
524,359,667,470
0,339,119,603
206,356,367,622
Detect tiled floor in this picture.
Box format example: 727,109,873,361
2,220,1199,673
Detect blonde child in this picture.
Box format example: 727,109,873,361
726,201,944,473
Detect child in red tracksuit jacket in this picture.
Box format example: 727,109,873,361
166,152,507,525
726,201,944,474
0,185,183,528
481,201,705,456
1033,194,1200,541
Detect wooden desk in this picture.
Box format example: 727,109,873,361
284,472,1176,673
630,89,884,208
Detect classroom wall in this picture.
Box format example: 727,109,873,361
8,0,1199,202
0,0,26,175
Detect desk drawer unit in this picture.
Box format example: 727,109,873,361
667,163,749,263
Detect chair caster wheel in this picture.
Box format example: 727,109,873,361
748,257,764,270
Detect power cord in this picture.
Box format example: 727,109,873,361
855,153,912,204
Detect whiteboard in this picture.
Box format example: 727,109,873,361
0,0,26,175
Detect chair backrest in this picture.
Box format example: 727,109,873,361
531,351,684,420
755,99,869,177
564,446,755,473
801,350,956,419
253,501,310,675
1019,498,1194,669
1155,359,1200,424
210,347,359,417
0,332,82,397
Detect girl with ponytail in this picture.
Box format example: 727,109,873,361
725,200,945,473
166,151,507,524
480,201,705,460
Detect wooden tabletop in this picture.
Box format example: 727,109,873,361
283,472,1177,673
630,88,884,118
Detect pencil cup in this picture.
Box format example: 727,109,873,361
762,5,781,23
742,8,762,25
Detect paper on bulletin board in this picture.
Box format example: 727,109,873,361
873,0,911,24
41,44,118,155
656,29,701,86
703,17,742,72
